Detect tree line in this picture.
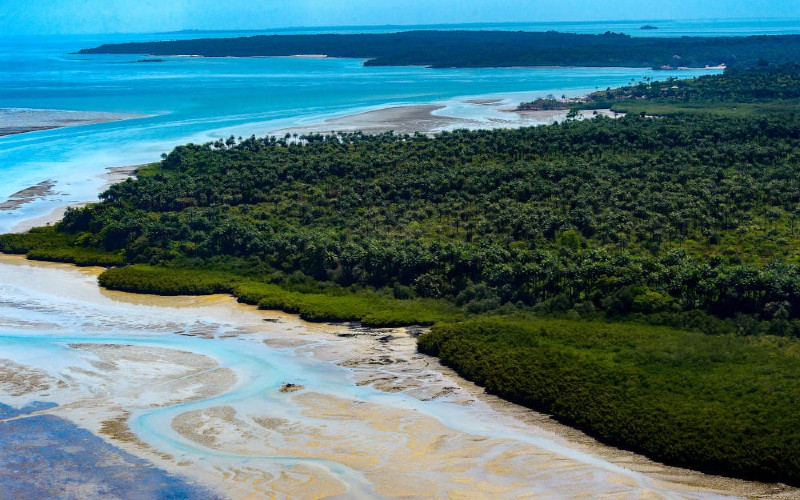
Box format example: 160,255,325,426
46,102,800,332
79,31,800,69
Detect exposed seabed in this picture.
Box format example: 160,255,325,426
1,254,796,499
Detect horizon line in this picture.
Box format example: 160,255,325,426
5,16,800,37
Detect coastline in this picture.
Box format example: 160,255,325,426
1,253,796,499
8,165,141,233
7,91,800,490
2,29,794,498
4,95,605,233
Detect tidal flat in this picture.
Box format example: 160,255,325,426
0,108,141,137
0,253,796,499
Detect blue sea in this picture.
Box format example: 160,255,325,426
0,18,796,232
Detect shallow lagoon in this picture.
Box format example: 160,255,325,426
5,19,799,229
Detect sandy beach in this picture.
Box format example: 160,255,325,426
271,104,466,136
271,101,620,138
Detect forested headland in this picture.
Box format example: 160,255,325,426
5,65,800,483
520,63,800,116
78,30,800,69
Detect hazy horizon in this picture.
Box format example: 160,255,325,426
3,0,800,35
136,16,800,35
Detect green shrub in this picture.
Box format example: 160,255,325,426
96,265,461,326
419,315,800,484
27,248,124,267
98,266,236,295
0,227,72,254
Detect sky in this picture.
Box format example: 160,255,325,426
2,0,799,35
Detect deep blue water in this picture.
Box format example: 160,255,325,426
0,403,221,500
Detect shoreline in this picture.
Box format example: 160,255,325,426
8,165,141,233
270,104,466,136
268,99,617,138
4,95,603,233
1,253,797,498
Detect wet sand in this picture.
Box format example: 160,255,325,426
0,108,143,137
272,105,466,136
0,406,221,500
8,165,141,233
0,181,56,211
270,102,620,139
1,254,797,499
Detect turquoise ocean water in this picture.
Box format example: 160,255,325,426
0,18,796,232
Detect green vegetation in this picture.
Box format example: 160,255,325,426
583,63,800,116
98,265,460,326
78,30,800,69
0,226,124,266
516,95,574,111
5,66,800,483
418,316,800,482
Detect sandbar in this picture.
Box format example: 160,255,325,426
272,105,466,136
270,101,620,139
0,180,56,211
0,108,144,137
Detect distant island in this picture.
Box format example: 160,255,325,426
78,30,800,69
639,24,658,30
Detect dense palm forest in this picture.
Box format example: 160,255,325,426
38,100,800,330
5,65,800,483
79,30,800,69
585,62,800,116
519,62,800,116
